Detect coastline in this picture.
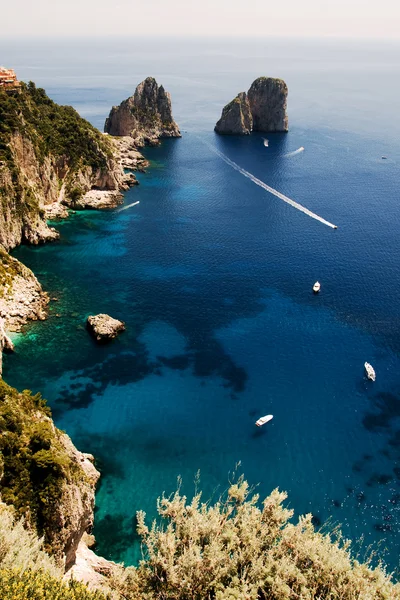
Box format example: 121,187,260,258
0,128,150,582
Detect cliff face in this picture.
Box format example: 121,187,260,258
0,380,100,569
215,77,289,135
214,92,253,135
104,77,181,146
247,77,288,132
0,83,137,252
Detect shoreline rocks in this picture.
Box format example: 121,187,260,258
87,314,125,342
104,77,181,146
215,77,289,135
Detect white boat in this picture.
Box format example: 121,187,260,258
255,414,273,427
263,138,269,147
313,281,321,293
382,156,387,160
364,362,376,381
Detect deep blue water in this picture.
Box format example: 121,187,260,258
2,37,400,570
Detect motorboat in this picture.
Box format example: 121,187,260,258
382,156,387,160
255,414,273,427
364,362,376,381
263,138,269,147
313,281,321,293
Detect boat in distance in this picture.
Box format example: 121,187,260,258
364,362,376,381
313,281,321,293
255,414,273,427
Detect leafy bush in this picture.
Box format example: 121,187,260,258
110,476,400,600
0,568,107,600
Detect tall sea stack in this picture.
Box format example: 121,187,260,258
215,77,289,135
105,77,181,146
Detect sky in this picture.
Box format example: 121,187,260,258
2,0,400,38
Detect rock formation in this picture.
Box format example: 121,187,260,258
215,77,289,135
104,77,181,146
214,92,253,135
87,314,125,342
247,77,288,132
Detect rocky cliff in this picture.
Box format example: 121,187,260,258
0,82,138,252
0,379,100,568
215,77,289,135
247,77,288,132
214,92,253,135
104,77,181,146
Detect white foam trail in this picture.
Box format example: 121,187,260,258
284,146,305,157
117,200,140,213
204,141,337,229
262,138,269,147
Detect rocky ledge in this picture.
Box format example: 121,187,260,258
215,77,288,135
87,314,125,342
104,77,181,146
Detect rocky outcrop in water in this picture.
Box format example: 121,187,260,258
214,92,253,135
247,77,288,132
87,314,126,342
104,77,181,146
215,77,289,135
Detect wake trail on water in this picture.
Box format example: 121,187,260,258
284,147,305,157
201,140,337,229
117,200,140,212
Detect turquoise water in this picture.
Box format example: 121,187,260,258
2,37,400,569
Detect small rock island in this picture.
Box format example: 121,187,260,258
87,314,125,342
104,77,181,146
215,77,288,135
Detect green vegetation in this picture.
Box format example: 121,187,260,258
109,476,399,600
0,380,83,556
0,570,107,600
1,447,399,599
0,82,112,171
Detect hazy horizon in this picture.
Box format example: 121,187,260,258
2,0,400,40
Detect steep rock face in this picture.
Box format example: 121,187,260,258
214,92,253,135
104,77,181,146
0,380,100,569
0,84,141,252
54,434,100,570
215,77,289,135
247,77,288,132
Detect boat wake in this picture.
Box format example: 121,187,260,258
284,147,305,157
117,200,140,212
203,141,337,229
262,138,269,147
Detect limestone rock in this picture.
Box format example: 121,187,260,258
247,77,288,132
215,77,289,135
55,433,100,570
104,77,181,146
214,92,253,135
87,313,125,342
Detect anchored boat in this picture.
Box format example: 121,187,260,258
255,414,273,427
364,362,376,381
313,281,321,293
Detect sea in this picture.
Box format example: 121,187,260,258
1,36,400,571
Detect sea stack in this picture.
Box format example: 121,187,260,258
214,92,253,135
215,77,288,135
104,77,181,147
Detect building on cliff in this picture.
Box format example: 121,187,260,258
0,67,21,91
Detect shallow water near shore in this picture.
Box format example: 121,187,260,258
2,37,400,569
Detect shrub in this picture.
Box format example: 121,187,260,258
0,568,108,600
112,476,400,600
